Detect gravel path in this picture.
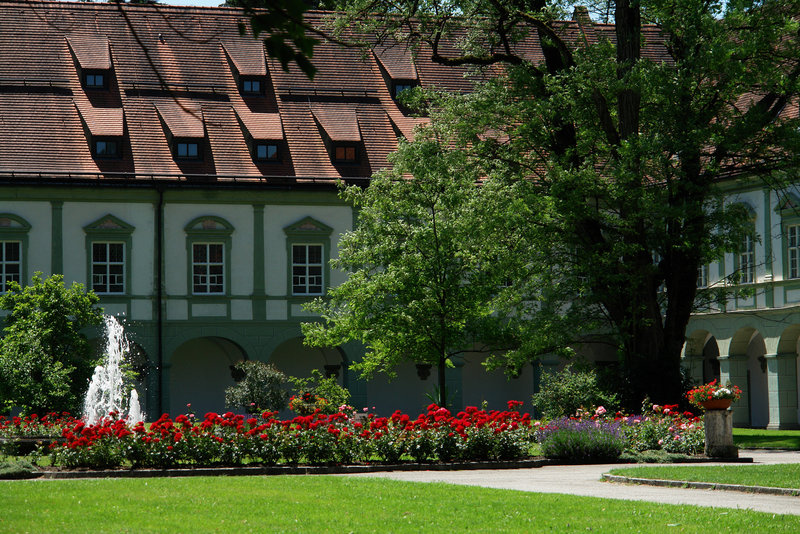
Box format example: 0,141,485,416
341,450,800,516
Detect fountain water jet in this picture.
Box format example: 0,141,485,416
83,315,145,425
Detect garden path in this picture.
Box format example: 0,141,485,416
341,450,800,516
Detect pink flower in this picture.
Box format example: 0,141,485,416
595,406,607,416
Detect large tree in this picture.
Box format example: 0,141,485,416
316,0,800,406
302,139,543,407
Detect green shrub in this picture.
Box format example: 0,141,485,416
532,363,619,419
225,361,289,414
0,459,37,479
536,418,625,463
289,369,351,415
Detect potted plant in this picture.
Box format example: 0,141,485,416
686,380,742,410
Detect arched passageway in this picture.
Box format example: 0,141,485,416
169,337,247,417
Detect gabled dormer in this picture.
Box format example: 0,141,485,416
311,104,363,167
66,34,113,92
234,109,285,164
74,100,125,159
373,44,419,110
221,41,277,111
155,102,207,161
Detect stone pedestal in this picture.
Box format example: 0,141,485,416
704,409,738,458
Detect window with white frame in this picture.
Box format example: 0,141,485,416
788,224,800,279
739,234,755,284
84,214,134,297
697,263,709,288
0,241,21,292
92,242,125,294
192,243,225,294
292,244,323,295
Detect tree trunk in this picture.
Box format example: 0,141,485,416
438,353,447,408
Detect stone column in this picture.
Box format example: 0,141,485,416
766,353,799,430
704,408,738,458
719,354,749,427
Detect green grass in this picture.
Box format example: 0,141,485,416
2,476,800,533
609,463,800,489
733,428,800,450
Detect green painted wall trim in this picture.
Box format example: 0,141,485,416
184,215,234,297
50,201,63,275
253,204,266,320
83,213,135,298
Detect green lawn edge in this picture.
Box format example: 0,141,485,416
608,463,800,490
2,475,800,533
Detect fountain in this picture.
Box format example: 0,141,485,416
83,315,145,425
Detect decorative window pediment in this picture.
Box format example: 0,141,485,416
0,214,31,232
83,214,134,234
185,216,234,236
283,216,333,237
778,192,800,216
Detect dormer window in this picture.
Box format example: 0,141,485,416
333,144,357,163
93,138,121,158
84,70,107,90
241,77,263,95
175,139,201,160
393,81,416,99
255,142,279,161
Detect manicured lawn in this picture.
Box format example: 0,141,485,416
2,476,800,532
609,463,800,489
733,428,800,450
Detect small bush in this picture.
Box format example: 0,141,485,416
225,361,289,414
532,363,619,419
0,459,37,479
289,369,351,415
536,418,625,463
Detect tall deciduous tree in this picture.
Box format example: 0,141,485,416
302,138,547,407
0,273,102,414
321,0,800,406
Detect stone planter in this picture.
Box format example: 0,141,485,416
700,399,733,410
703,408,738,459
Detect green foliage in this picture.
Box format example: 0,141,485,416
302,139,532,405
532,363,619,419
289,369,351,414
224,361,290,414
538,422,625,463
0,273,102,415
224,0,322,78
326,0,800,405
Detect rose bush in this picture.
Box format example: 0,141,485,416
3,399,708,469
39,403,535,469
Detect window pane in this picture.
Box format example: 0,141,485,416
6,242,19,262
109,243,123,262
308,246,322,264
193,244,206,262
209,244,223,263
188,143,198,157
257,144,266,159
293,245,306,264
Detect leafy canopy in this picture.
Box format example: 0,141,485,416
302,137,537,405
322,0,800,406
0,273,102,415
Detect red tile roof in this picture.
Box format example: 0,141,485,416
0,1,670,185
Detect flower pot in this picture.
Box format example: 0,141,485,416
700,399,732,410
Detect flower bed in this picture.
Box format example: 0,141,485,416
534,404,705,460
1,401,707,470
41,403,535,469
